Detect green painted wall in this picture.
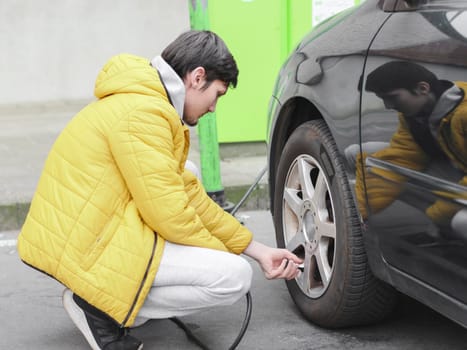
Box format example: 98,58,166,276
207,0,308,143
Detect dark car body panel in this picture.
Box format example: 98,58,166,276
267,0,392,202
267,0,467,328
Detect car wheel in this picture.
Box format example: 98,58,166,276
273,120,397,328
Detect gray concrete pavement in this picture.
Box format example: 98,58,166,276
2,210,467,350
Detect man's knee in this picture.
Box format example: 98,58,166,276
236,258,253,294
222,256,253,297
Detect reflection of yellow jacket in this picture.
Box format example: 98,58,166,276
356,82,467,224
18,54,252,326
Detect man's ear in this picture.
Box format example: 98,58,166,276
416,81,431,95
186,67,206,89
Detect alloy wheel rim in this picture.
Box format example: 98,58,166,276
282,154,336,298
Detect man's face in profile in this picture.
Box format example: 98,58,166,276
375,82,434,118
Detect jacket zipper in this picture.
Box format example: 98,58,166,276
120,235,157,327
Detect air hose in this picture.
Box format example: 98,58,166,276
169,291,252,350
230,166,267,216
169,166,266,349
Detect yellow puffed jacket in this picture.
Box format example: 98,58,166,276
18,54,252,326
356,82,467,224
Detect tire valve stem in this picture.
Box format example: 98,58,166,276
298,263,305,272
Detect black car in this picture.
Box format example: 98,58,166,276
266,0,467,329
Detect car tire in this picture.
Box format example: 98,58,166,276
273,120,397,328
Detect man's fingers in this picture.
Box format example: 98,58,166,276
264,257,302,280
280,249,302,265
281,258,301,280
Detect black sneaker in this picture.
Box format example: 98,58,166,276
63,288,143,350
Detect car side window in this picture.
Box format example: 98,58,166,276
387,1,467,44
394,0,467,11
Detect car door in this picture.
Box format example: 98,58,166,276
359,0,467,303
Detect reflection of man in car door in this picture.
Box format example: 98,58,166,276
355,61,467,240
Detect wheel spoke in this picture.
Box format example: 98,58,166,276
297,250,313,291
312,170,335,239
283,187,302,218
285,231,306,253
316,241,332,286
312,171,328,208
317,221,336,239
298,158,314,200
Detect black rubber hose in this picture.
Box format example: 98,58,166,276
228,291,252,350
169,291,253,350
230,166,267,216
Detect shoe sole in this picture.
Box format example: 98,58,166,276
62,289,102,350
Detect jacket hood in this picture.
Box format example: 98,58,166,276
94,54,167,101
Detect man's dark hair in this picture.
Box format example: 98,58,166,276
364,61,440,95
162,30,238,88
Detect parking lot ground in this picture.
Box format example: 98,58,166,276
1,210,467,350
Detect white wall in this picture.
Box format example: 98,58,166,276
0,0,190,105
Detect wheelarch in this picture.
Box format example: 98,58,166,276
268,97,324,213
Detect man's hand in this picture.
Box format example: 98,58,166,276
243,240,302,280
